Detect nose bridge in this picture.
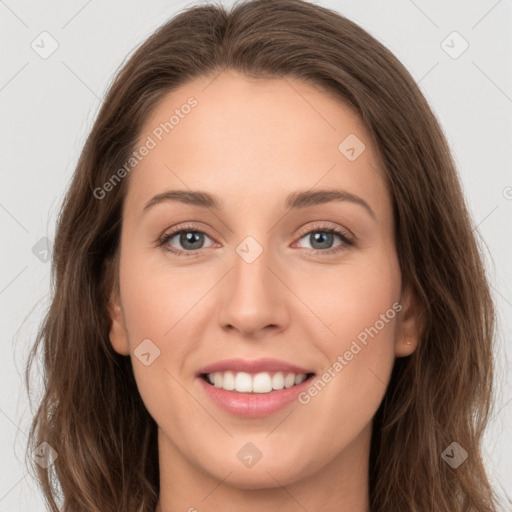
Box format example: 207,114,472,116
232,233,277,304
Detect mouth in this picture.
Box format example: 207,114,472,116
199,370,316,393
197,369,316,417
195,357,317,416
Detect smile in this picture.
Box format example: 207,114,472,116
197,371,316,418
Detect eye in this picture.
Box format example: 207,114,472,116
156,222,354,257
294,223,354,255
156,223,215,256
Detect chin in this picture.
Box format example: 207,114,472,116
198,447,315,490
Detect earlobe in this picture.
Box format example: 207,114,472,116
107,293,130,356
395,282,423,358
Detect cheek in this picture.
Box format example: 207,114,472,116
117,246,202,432
118,245,196,339
294,252,400,350
292,251,400,407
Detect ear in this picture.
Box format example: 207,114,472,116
106,267,130,356
395,280,423,358
107,291,130,356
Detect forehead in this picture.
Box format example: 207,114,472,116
125,70,389,220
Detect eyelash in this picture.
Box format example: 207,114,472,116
156,222,354,257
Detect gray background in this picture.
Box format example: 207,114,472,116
1,0,511,509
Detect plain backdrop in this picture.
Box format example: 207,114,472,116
1,0,511,509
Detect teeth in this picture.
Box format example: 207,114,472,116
235,372,253,392
294,373,307,385
223,371,235,390
206,371,310,393
272,372,284,390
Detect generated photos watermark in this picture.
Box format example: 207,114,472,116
93,96,198,200
298,301,403,405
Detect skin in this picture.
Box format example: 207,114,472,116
108,69,421,512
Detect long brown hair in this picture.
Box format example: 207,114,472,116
25,0,504,510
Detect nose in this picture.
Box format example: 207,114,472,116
217,241,289,338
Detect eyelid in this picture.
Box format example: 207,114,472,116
295,221,354,241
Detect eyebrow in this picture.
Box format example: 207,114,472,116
142,188,376,220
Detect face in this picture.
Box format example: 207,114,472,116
108,69,419,491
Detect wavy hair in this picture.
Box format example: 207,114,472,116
25,0,503,510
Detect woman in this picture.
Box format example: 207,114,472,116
24,0,504,510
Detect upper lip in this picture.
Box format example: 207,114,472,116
196,358,315,376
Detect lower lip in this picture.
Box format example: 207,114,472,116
197,375,314,418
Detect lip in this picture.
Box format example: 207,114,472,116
196,357,314,376
196,373,315,418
